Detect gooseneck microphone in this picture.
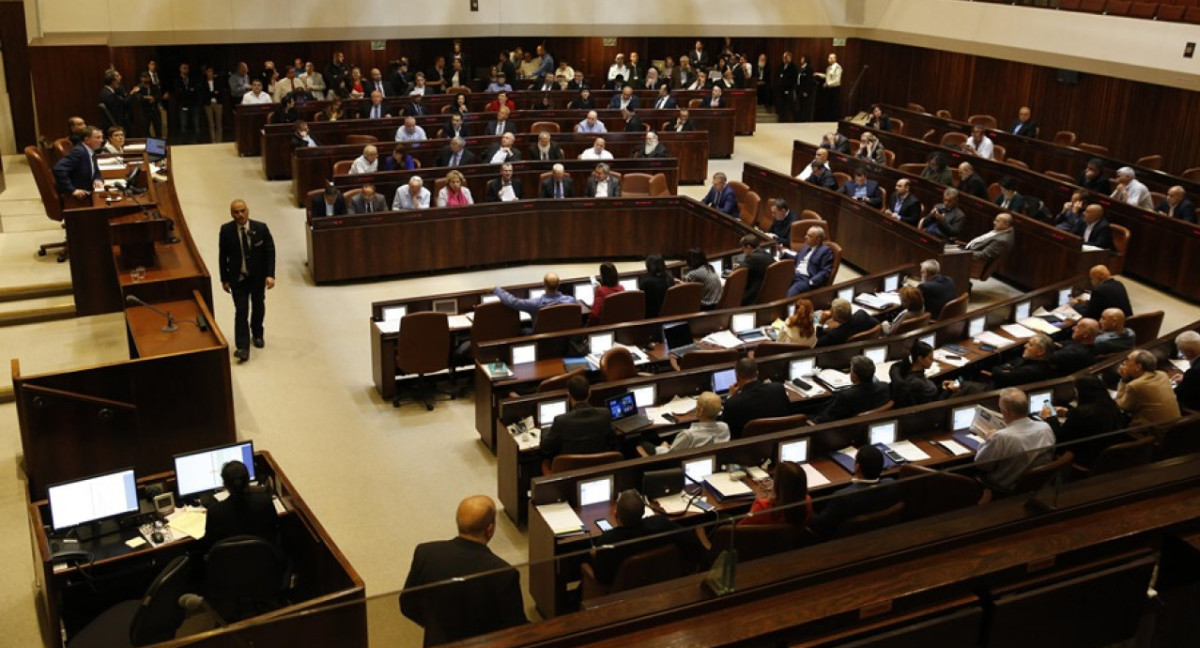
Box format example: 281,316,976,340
126,294,178,332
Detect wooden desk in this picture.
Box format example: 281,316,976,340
235,88,755,157
27,451,365,648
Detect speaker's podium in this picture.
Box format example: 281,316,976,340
109,215,172,270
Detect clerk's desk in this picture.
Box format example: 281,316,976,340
27,451,366,648
294,131,705,204
879,103,1200,200
494,276,1086,527
839,121,1200,303
785,140,1110,292
266,107,733,180
318,157,680,214
738,162,975,292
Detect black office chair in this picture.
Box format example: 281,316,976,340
67,555,191,647
205,536,290,623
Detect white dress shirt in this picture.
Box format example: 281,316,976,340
579,148,613,161
349,156,378,175
965,135,994,160
394,125,428,142
393,187,431,210
241,91,273,105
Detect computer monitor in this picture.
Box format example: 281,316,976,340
1029,390,1053,415
1058,288,1071,307
951,405,976,431
432,299,457,315
869,421,897,446
683,456,715,484
778,439,809,464
382,305,406,322
630,384,656,408
968,316,985,338
919,333,936,348
731,312,756,333
662,321,694,353
863,346,887,364
511,343,536,365
711,368,737,395
528,288,546,300
1014,300,1031,322
174,441,256,499
577,475,614,507
619,278,638,291
537,398,568,428
47,468,139,532
145,137,167,158
606,393,638,421
838,287,854,303
790,358,815,379
589,331,614,354
574,282,595,306
883,274,900,293
711,258,725,276
480,294,500,304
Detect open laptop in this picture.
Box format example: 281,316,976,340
711,368,738,400
145,137,167,162
732,312,775,343
607,392,652,434
662,321,699,357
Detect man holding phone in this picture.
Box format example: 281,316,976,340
586,489,704,587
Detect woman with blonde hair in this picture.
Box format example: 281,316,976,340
882,285,925,334
436,169,474,207
776,298,818,347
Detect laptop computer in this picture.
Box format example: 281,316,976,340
711,368,738,400
662,321,699,357
607,392,652,434
145,137,167,162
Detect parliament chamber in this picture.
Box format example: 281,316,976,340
3,0,1200,646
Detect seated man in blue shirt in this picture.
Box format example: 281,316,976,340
493,273,577,329
837,167,882,209
701,172,738,218
787,226,834,296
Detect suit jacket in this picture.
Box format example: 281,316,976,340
704,95,727,109
992,357,1056,388
1080,278,1132,320
402,102,428,117
52,144,100,194
806,169,837,191
1157,198,1198,223
741,249,774,305
203,490,278,549
1079,217,1114,251
1176,361,1200,411
633,143,668,159
811,478,900,538
919,274,957,319
994,192,1027,214
540,176,575,198
889,193,922,226
441,121,470,140
816,310,878,348
607,94,642,110
359,102,391,119
968,228,1015,263
586,176,621,197
528,143,564,161
623,114,644,132
838,179,882,208
218,219,276,285
650,94,677,110
1049,341,1097,374
349,193,388,213
100,86,132,129
1117,370,1181,426
400,537,528,646
959,173,988,200
720,381,792,438
482,144,521,164
1010,119,1037,138
813,380,890,423
590,515,704,585
483,119,517,136
363,78,391,97
172,74,199,106
486,178,524,202
701,185,738,217
434,146,477,167
539,405,614,459
792,243,835,287
667,117,695,132
309,193,347,217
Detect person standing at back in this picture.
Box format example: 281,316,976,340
218,200,276,363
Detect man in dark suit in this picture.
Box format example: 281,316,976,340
360,91,391,119
1072,265,1132,320
441,113,469,140
363,67,390,97
1156,186,1198,223
539,376,614,465
805,161,837,191
425,57,448,93
403,95,428,117
651,86,676,110
787,226,835,296
540,164,575,198
700,172,738,217
633,131,668,159
665,108,695,133
99,70,135,131
988,334,1058,388
720,358,793,438
528,131,564,161
1173,330,1200,411
1008,106,1038,138
813,356,891,423
52,126,103,197
218,200,276,362
172,62,201,143
1077,158,1112,196
917,259,957,319
884,178,922,226
400,495,527,646
607,85,641,110
349,184,388,213
483,132,521,165
1049,318,1099,374
585,163,621,197
767,199,797,248
309,184,347,217
775,51,798,122
688,41,708,68
738,235,774,305
622,109,644,132
434,138,477,167
1078,204,1114,251
810,445,899,538
203,460,278,549
588,490,704,586
704,85,727,108
957,161,988,200
486,163,524,202
484,107,517,137
838,167,882,208
816,298,878,348
993,177,1027,214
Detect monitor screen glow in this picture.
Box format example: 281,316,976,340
589,332,614,354
382,306,407,321
175,442,256,498
1014,301,1031,322
631,385,656,408
883,274,900,293
619,278,638,291
537,399,568,427
511,343,536,365
711,258,725,276
790,358,815,379
1058,288,1071,307
1029,390,1053,414
920,334,936,348
779,439,809,463
683,456,715,483
528,289,546,300
951,406,975,431
711,368,737,394
574,283,595,305
864,346,887,364
968,317,985,338
869,421,897,446
838,287,854,303
48,469,139,531
578,476,613,507
480,294,500,304
731,312,756,333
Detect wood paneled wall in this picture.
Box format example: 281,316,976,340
0,0,36,149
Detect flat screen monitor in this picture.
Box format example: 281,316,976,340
683,456,715,483
574,283,595,306
1029,390,1053,415
869,421,897,446
779,439,809,464
619,278,638,291
480,294,500,305
968,316,985,338
145,137,167,157
790,358,815,379
838,287,854,303
630,384,656,408
1014,300,1031,322
48,468,139,532
382,305,406,322
511,343,536,365
578,475,613,507
537,398,568,428
711,258,725,276
174,441,256,498
863,346,887,364
711,368,737,395
951,405,976,431
920,333,936,348
589,331,614,354
662,321,694,354
883,274,900,293
1058,288,1071,307
432,299,457,315
528,288,546,300
731,312,756,333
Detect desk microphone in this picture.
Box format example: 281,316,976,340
126,294,178,332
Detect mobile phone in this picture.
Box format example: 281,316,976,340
595,519,613,532
883,448,905,464
979,343,998,352
692,499,714,512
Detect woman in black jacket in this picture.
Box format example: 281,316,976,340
1040,374,1125,466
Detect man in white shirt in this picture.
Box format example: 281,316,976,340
240,79,272,105
587,163,621,197
964,125,995,160
607,53,629,84
576,110,607,134
273,66,301,103
795,147,830,181
579,138,614,161
815,52,843,120
974,388,1055,491
350,145,379,175
394,116,428,142
393,176,431,210
1111,167,1155,210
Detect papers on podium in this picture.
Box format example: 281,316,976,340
536,502,586,536
801,464,830,487
703,472,755,501
973,330,1015,349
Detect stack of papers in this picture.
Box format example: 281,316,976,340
1000,323,1037,339
854,292,901,310
1020,317,1061,334
889,440,931,462
646,395,698,423
655,492,709,515
933,349,968,367
166,508,207,540
937,439,971,456
974,331,1015,348
98,158,127,171
815,368,853,391
1171,358,1191,372
802,464,831,487
704,472,755,500
784,381,826,398
536,503,586,536
702,330,744,349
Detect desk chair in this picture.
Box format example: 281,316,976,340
51,137,73,163
898,162,926,177
537,368,586,393
1108,224,1131,276
599,290,646,325
445,85,472,95
394,312,455,409
755,260,794,305
1135,154,1163,170
530,120,560,133
940,132,967,149
882,149,896,168
672,348,738,372
888,118,905,136
1078,142,1109,155
1155,415,1200,460
687,98,703,109
832,171,851,190
1010,450,1074,495
789,218,829,251
847,324,882,343
937,292,969,321
1074,435,1154,478
1007,157,1029,170
967,114,997,130
991,145,1006,163
544,451,623,477
600,347,638,382
742,413,810,437
703,523,802,567
1053,130,1077,147
738,190,762,227
533,303,584,334
621,173,653,197
25,146,68,262
714,267,748,310
648,173,669,197
920,128,937,143
906,102,926,113
658,282,703,317
67,555,191,648
332,159,354,176
1044,169,1076,183
1125,310,1164,345
889,312,931,335
898,464,991,521
580,543,685,601
205,536,290,623
832,500,905,539
344,134,378,146
1181,167,1200,182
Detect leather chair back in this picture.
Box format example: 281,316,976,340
790,219,829,249
658,282,703,317
549,451,623,475
921,128,936,143
533,303,583,334
51,137,73,163
991,144,1006,162
608,544,685,594
940,132,967,149
755,260,794,304
1156,414,1200,460
599,290,645,325
935,109,952,119
1044,170,1075,183
1053,130,1078,147
676,349,738,371
827,241,843,282
727,180,750,204
754,342,813,358
898,464,990,521
889,118,904,136
1090,435,1155,475
537,368,586,393
206,536,290,622
648,173,669,196
938,292,969,321
833,501,904,538
129,555,192,646
332,159,354,176
1180,167,1200,182
1078,142,1109,155
967,114,997,129
906,102,926,112
742,413,809,437
445,85,472,94
1012,450,1074,493
832,171,850,190
857,399,893,416
898,163,925,176
1125,310,1164,345
715,267,748,310
1108,224,1131,276
345,134,378,146
705,523,799,564
1135,154,1162,170
847,324,882,343
600,346,637,381
890,312,931,335
531,120,561,133
621,172,653,197
397,312,451,375
739,190,762,226
25,146,64,223
882,149,896,167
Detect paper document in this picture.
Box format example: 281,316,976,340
933,349,968,367
98,158,126,171
974,331,1014,348
704,472,755,499
655,493,709,515
784,381,826,398
702,330,744,349
663,394,699,415
834,445,858,461
166,508,207,540
802,464,830,487
938,439,971,456
1000,323,1037,339
889,440,930,462
447,314,473,330
855,292,901,310
536,503,586,535
816,368,853,390
1082,244,1105,252
1052,305,1082,320
1020,317,1061,334
1171,358,1191,372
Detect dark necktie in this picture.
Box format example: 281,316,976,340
541,150,548,161
240,226,250,276
451,152,460,166
555,182,562,199
372,106,379,119
365,199,372,213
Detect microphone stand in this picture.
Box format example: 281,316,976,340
683,472,737,595
126,294,178,332
846,64,870,116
